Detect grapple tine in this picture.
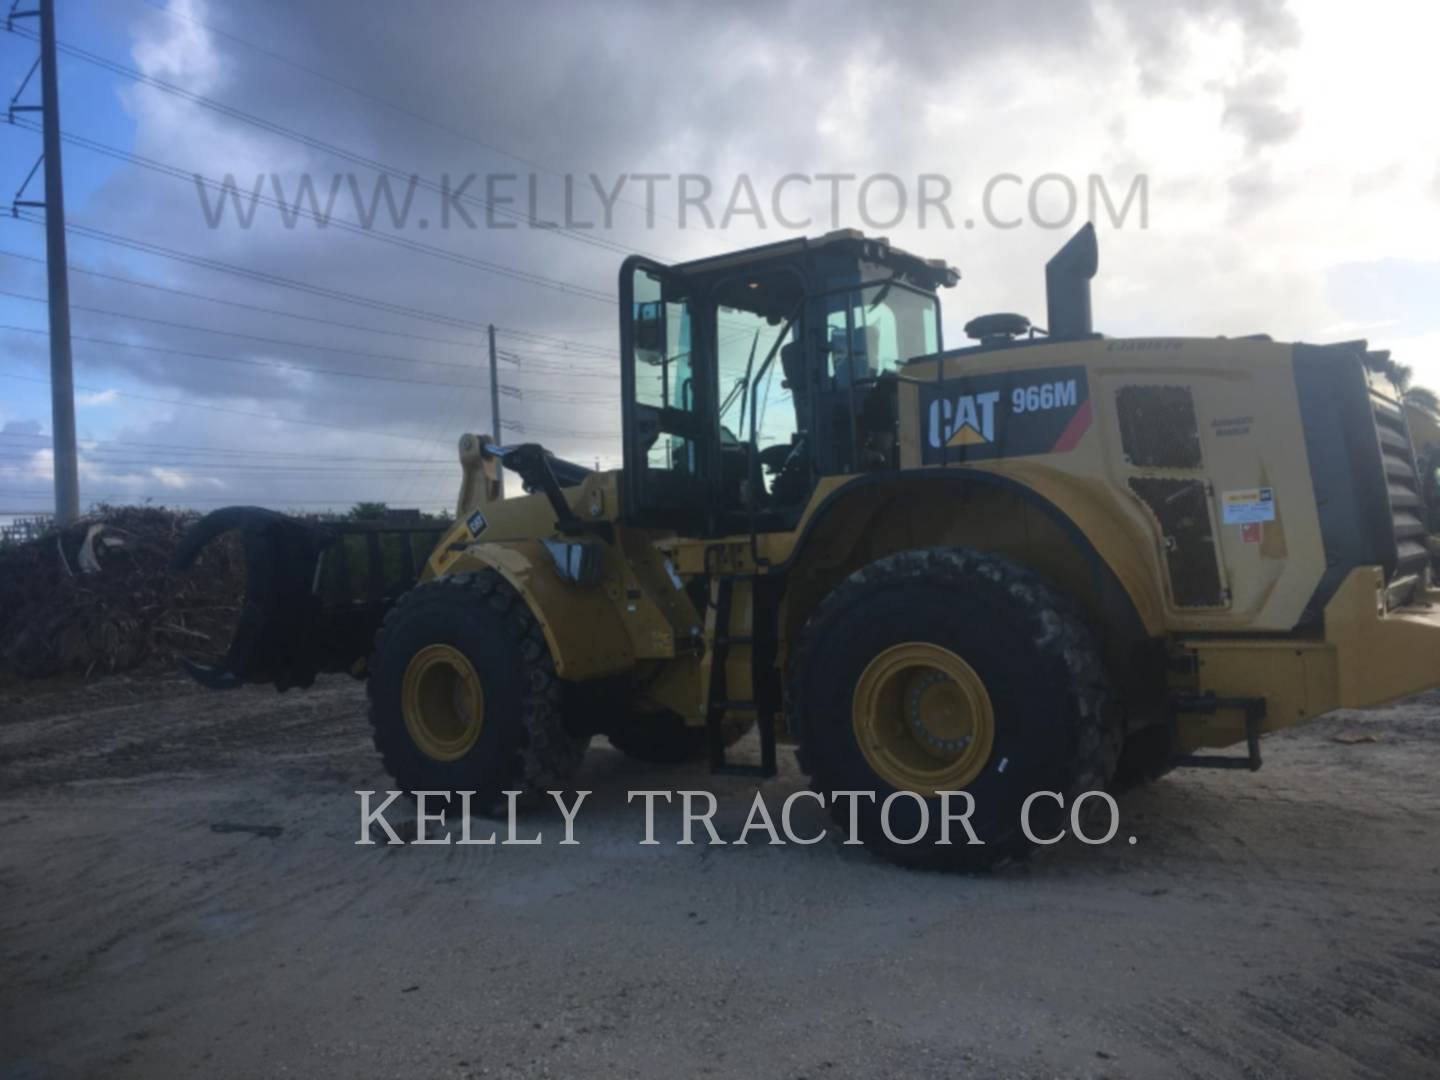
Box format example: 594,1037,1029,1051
172,507,442,692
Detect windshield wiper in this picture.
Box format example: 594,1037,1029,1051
718,377,747,417
734,328,761,433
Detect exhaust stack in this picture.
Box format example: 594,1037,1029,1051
1045,222,1098,339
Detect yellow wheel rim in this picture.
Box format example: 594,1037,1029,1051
852,642,995,795
401,644,485,762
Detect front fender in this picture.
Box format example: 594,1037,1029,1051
437,539,636,680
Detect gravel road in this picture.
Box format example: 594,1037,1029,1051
1,674,1438,1079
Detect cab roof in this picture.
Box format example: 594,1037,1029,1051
673,230,959,292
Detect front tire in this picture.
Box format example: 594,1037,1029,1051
367,571,584,807
790,548,1117,871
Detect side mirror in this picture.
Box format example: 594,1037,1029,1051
634,298,666,354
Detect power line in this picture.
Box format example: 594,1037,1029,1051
2,288,622,376
7,216,626,353
0,431,474,463
0,286,487,373
0,455,455,475
0,370,442,443
9,122,616,305
0,321,488,390
8,213,560,338
502,418,615,441
495,344,617,358
0,491,445,506
8,26,659,262
2,296,624,394
135,0,721,245
0,371,617,447
495,352,622,383
387,349,482,504
0,248,618,359
0,12,710,491
508,385,620,403
0,458,456,476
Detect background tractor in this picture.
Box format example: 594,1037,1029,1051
176,225,1440,869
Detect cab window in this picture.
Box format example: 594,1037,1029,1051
631,271,699,477
826,282,940,384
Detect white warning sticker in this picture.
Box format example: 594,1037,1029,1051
1222,487,1276,525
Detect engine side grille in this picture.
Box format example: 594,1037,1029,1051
1293,343,1424,627
1370,391,1428,605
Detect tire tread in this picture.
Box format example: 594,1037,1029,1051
789,547,1120,870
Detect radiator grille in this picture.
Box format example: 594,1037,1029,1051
1370,391,1428,605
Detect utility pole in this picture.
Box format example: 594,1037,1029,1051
10,0,78,523
487,323,504,497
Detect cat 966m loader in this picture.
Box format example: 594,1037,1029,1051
176,225,1440,868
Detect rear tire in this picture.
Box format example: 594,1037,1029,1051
790,548,1118,871
367,571,584,808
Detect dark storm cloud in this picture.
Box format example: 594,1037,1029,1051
3,0,1302,510
71,0,1127,454
231,0,1103,173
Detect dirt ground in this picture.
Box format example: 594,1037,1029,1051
1,674,1438,1080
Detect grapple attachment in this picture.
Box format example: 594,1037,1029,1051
171,506,445,691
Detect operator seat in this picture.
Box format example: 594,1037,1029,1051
832,326,867,387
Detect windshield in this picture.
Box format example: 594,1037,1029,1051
715,309,794,440
826,281,940,382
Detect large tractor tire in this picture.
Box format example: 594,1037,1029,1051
789,548,1119,871
367,571,585,808
606,709,752,764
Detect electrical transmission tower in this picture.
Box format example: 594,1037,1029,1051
9,0,78,524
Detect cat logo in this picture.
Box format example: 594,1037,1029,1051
918,365,1091,465
929,391,1000,448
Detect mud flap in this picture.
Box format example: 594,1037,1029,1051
171,507,444,692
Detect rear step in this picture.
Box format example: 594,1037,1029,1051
1170,694,1266,772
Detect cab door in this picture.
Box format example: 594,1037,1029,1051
620,257,713,533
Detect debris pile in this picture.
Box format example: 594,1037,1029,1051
0,506,244,683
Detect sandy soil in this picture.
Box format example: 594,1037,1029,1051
1,674,1438,1079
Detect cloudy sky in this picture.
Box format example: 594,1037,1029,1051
1,0,1438,517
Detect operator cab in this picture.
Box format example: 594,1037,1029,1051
619,231,958,536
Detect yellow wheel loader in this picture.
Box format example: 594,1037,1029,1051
175,225,1440,868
